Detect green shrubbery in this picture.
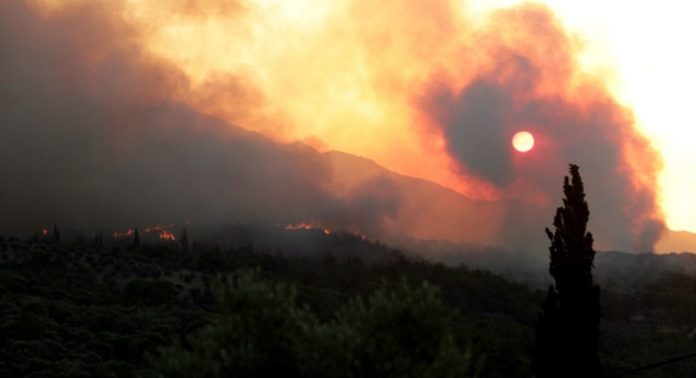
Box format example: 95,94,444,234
5,235,696,377
156,270,481,378
0,240,535,377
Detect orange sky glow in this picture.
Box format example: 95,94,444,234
26,0,696,251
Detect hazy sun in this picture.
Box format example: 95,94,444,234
512,131,535,153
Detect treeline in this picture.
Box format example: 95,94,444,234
0,236,538,377
2,234,696,377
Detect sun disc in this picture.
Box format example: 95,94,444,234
512,131,535,153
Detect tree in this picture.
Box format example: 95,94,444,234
533,164,601,378
133,228,140,249
180,229,189,252
339,280,481,378
155,271,480,378
94,232,103,247
53,223,60,242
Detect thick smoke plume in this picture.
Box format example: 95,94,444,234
0,1,399,238
419,6,664,251
0,0,665,254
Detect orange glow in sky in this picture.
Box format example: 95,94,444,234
468,0,696,234
27,0,696,239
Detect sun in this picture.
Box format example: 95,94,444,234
512,131,535,153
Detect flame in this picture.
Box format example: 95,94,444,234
145,224,177,241
285,222,332,235
112,224,177,240
112,228,134,239
158,230,176,241
41,227,48,236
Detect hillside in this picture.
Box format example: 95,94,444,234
3,233,696,377
0,235,539,377
324,150,549,253
656,230,696,254
596,251,696,289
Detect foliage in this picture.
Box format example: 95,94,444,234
155,271,481,378
2,227,696,377
0,237,534,377
534,164,601,378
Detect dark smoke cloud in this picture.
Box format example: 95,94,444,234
0,0,399,238
428,82,515,186
421,6,664,252
0,0,664,257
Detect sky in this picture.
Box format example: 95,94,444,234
108,0,693,233
3,0,695,253
469,0,696,233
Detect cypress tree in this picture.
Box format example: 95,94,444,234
180,228,189,252
133,228,140,249
94,232,103,247
533,164,601,378
53,223,60,242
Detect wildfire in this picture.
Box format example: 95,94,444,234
20,0,667,250
112,224,177,241
158,230,176,241
112,228,134,239
145,224,177,241
284,222,332,235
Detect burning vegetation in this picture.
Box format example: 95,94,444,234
112,225,176,241
112,229,135,239
145,224,177,241
284,222,332,235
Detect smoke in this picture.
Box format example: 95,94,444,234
419,5,665,251
0,0,397,237
0,0,665,253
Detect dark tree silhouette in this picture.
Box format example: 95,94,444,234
133,228,140,249
180,228,189,252
94,232,103,247
533,164,601,378
53,223,60,242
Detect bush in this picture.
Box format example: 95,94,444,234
122,280,176,306
339,280,480,378
154,271,480,378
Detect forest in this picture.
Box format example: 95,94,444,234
1,225,696,377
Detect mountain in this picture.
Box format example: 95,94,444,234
323,150,549,252
655,230,696,253
595,250,696,289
